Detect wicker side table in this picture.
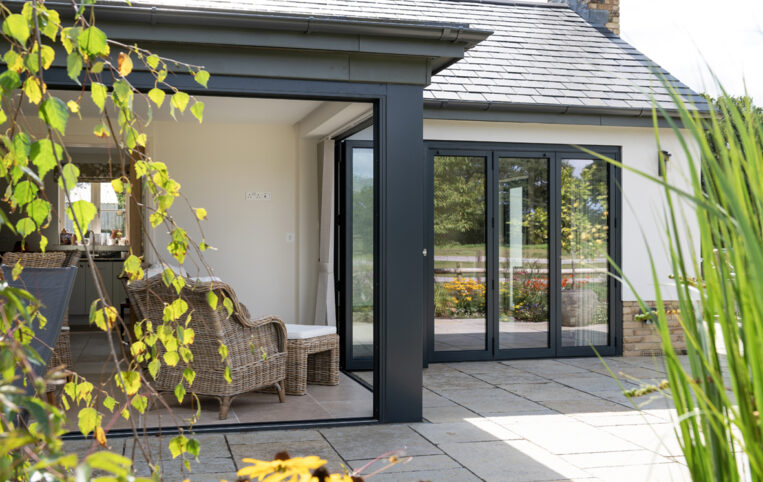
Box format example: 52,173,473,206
284,325,339,396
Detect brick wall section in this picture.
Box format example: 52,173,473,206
622,301,686,357
585,0,620,35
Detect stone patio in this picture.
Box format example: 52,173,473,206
67,356,690,481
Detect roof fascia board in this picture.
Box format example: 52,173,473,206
28,2,491,51
424,99,706,122
423,105,679,128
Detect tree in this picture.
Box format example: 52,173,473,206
0,1,225,479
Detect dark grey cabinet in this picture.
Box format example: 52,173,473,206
69,260,128,326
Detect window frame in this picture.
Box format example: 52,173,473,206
58,181,130,239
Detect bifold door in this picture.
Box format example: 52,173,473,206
426,144,621,362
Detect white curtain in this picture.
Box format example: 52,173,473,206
313,140,337,327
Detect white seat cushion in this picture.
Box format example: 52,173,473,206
284,323,336,340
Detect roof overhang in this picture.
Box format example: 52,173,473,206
424,98,710,127
17,1,492,86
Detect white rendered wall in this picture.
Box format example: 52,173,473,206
424,119,700,302
146,121,303,322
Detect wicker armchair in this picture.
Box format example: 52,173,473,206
1,251,80,402
125,274,287,419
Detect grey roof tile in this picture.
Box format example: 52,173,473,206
130,0,707,112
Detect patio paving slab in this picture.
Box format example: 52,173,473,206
439,440,590,481
319,425,443,460
346,454,463,474
370,468,482,482
423,405,480,423
64,355,695,481
434,388,553,415
410,420,520,444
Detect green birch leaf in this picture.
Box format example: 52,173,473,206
38,97,69,135
3,14,30,44
112,79,131,104
224,365,232,384
186,438,200,458
39,8,60,41
60,163,80,191
168,435,186,458
31,139,63,180
66,52,82,83
146,54,160,69
131,395,147,414
194,70,209,88
148,358,160,379
66,200,96,241
103,396,117,412
182,367,195,387
39,234,47,252
26,199,51,226
11,260,23,280
15,217,35,237
78,26,109,57
91,82,107,111
77,407,98,436
223,296,233,318
171,91,189,112
173,382,185,404
207,291,218,310
163,350,179,367
13,180,38,206
161,268,174,287
148,88,165,107
0,70,21,93
190,101,204,123
23,77,42,104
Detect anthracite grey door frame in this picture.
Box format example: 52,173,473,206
337,140,375,372
425,141,622,363
45,69,424,427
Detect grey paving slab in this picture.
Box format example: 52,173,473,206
319,425,443,460
561,449,673,469
500,382,601,402
439,440,590,481
225,429,323,445
368,468,481,482
493,418,643,455
422,405,481,423
347,454,462,474
435,388,553,415
410,421,520,444
133,456,236,479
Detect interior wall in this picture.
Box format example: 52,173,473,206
423,119,700,302
147,120,304,322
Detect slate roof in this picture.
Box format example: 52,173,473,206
130,0,710,114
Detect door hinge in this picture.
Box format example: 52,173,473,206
422,248,428,257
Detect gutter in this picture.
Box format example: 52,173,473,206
424,99,712,118
15,1,492,51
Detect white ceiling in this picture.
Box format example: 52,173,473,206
46,90,345,125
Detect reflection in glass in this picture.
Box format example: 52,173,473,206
498,158,550,350
433,156,487,352
64,183,91,233
352,147,374,359
99,182,126,234
561,159,609,347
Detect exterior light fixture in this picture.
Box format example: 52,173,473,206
658,150,672,177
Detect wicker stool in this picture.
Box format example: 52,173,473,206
284,324,339,396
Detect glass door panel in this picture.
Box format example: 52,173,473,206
560,158,609,347
433,156,488,352
351,147,375,360
497,158,550,350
